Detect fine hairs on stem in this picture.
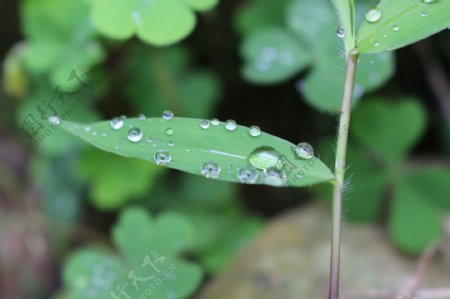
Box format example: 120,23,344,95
328,49,359,299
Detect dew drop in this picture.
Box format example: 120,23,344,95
294,142,314,159
85,126,91,132
248,146,281,171
101,132,107,137
166,128,174,136
110,117,124,130
91,131,97,136
336,27,345,38
225,120,237,131
162,110,174,120
138,114,146,120
249,126,261,137
420,10,428,17
422,0,435,3
374,41,380,47
168,141,175,147
200,120,210,129
237,167,259,184
264,168,287,187
365,8,382,23
48,115,61,126
392,25,400,31
201,162,221,179
211,118,220,126
127,127,143,142
154,150,171,165
146,137,153,143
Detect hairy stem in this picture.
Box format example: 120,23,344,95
328,50,359,299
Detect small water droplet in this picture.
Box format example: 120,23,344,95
162,110,174,120
420,10,428,17
249,126,261,137
200,120,210,129
294,142,314,159
138,114,146,120
127,127,143,142
211,118,220,126
237,167,259,184
48,115,61,125
101,132,107,137
365,8,382,23
225,120,237,131
295,171,305,180
91,131,97,136
392,25,400,31
146,137,153,143
336,27,345,38
166,128,174,136
422,0,435,3
264,168,287,187
168,141,175,147
374,41,380,47
154,150,171,165
85,126,91,132
201,162,221,179
110,117,124,130
248,146,281,171
115,145,120,150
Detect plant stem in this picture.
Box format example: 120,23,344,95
328,49,359,299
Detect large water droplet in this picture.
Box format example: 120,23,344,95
110,117,124,130
248,146,281,171
237,167,259,184
162,110,174,120
201,162,221,179
154,150,171,165
336,27,345,38
127,127,143,142
211,118,220,126
225,120,237,131
294,142,314,159
249,126,261,137
48,115,61,126
365,8,382,22
264,168,287,187
200,120,210,129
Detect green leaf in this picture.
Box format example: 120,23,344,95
356,0,450,53
241,27,310,83
77,149,164,210
403,166,450,210
352,98,426,165
329,0,356,52
90,0,218,46
59,117,334,187
63,248,127,299
389,179,443,254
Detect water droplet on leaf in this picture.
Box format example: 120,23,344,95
420,10,428,17
294,142,314,159
48,115,61,125
248,146,281,170
237,167,259,184
211,118,220,126
264,168,287,187
225,120,237,131
336,27,345,38
162,110,174,120
200,120,210,129
249,126,261,137
201,162,221,179
110,117,124,130
138,114,146,120
154,150,171,165
127,127,143,142
392,25,400,31
365,8,382,22
166,128,174,136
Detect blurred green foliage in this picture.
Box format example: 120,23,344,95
1,0,450,298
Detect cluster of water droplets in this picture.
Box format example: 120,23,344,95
363,0,436,48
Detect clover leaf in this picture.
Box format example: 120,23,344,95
61,208,203,299
237,0,394,112
90,0,219,46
